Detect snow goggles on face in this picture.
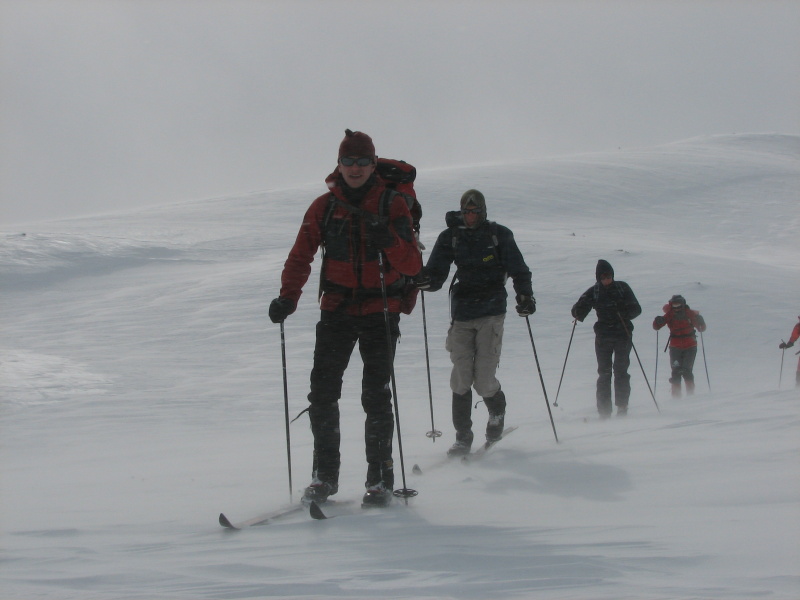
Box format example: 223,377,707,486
462,208,483,215
339,157,374,167
671,302,683,308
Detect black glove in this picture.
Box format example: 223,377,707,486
414,271,432,290
654,316,666,327
779,341,794,349
364,219,394,249
269,297,295,323
515,295,536,316
571,306,585,322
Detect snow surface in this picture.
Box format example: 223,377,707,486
1,134,799,599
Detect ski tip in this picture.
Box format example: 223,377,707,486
219,513,239,529
309,501,328,520
412,463,422,475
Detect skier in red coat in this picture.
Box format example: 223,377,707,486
778,316,800,387
268,130,422,507
652,295,707,398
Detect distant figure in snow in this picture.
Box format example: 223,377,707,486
778,315,800,387
652,295,707,398
571,260,642,417
268,130,421,508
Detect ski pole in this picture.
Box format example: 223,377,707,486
377,251,417,502
700,330,711,392
524,316,559,443
553,319,577,407
420,291,442,442
617,313,660,413
779,340,786,388
654,330,659,400
279,321,293,503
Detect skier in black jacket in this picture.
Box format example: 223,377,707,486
418,189,534,456
571,259,641,417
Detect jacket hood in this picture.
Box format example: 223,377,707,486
595,259,614,281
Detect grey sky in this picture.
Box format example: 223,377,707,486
2,0,798,225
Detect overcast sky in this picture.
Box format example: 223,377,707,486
2,0,799,225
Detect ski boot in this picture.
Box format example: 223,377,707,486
362,482,393,508
486,412,505,443
301,478,337,506
447,429,474,457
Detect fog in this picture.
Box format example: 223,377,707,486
2,0,799,225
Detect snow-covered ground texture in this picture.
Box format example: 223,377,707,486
2,134,799,599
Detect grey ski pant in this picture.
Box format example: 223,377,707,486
446,314,504,398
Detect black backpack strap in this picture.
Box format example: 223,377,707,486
318,193,339,300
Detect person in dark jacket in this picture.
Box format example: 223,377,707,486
268,130,422,507
571,260,641,417
418,189,534,456
652,294,707,397
778,315,800,387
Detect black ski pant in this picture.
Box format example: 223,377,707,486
307,310,399,489
595,333,632,414
668,345,697,384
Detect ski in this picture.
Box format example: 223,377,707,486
412,426,519,474
462,425,519,462
220,499,358,528
219,504,304,529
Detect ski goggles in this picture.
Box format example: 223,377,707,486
339,157,374,167
462,208,483,215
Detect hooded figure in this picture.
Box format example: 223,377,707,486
653,294,707,397
460,189,487,228
571,260,642,416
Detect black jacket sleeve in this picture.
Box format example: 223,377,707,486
571,286,594,322
496,225,533,298
422,228,456,292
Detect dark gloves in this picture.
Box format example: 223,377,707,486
364,219,394,249
779,341,794,349
571,306,585,322
654,315,666,327
269,297,295,323
414,271,432,290
515,295,536,316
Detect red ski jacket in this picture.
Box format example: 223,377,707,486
653,304,707,349
788,321,800,345
279,171,421,317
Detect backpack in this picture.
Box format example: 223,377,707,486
375,158,421,235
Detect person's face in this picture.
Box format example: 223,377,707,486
599,273,613,287
339,156,375,189
462,207,482,228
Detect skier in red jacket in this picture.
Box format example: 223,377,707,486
268,130,422,507
778,316,800,387
652,295,707,398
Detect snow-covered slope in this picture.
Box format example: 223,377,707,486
1,134,798,599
